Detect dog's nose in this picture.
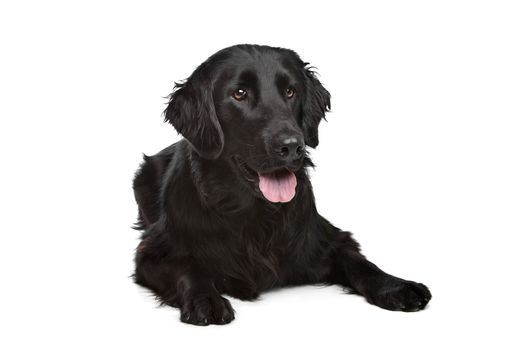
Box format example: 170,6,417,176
275,136,305,162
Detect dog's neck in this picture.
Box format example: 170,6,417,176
188,149,257,214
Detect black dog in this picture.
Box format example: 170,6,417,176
132,44,431,326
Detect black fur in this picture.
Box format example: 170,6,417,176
132,44,431,326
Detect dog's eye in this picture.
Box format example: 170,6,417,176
232,89,247,101
286,87,295,99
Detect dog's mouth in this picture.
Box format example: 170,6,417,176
232,156,298,203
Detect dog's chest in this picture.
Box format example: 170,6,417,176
223,219,320,285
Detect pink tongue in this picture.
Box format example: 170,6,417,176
258,170,297,203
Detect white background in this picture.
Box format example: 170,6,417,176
1,1,524,349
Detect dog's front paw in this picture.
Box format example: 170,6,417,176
365,276,431,312
180,293,235,326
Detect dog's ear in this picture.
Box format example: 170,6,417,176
301,66,331,148
164,71,224,159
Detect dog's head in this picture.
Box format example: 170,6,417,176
165,44,330,203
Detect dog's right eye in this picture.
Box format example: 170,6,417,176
232,89,247,101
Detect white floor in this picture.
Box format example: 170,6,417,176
3,213,520,349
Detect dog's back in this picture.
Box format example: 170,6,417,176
132,143,178,230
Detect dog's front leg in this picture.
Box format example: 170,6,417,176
175,266,235,326
135,242,235,326
329,240,432,311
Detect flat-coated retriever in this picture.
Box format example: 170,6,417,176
132,44,431,325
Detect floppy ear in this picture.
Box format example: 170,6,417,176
164,74,224,159
301,67,331,148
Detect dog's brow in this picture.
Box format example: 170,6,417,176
238,70,258,87
275,72,291,90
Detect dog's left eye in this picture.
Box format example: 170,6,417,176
286,87,295,99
